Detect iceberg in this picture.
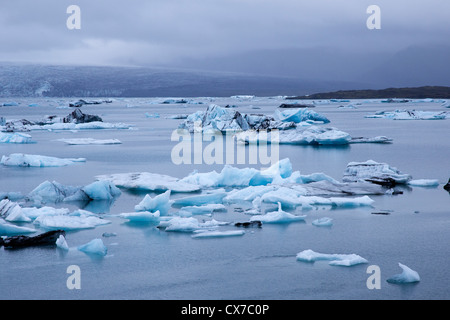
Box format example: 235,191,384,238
172,191,227,207
162,217,200,233
0,218,36,236
0,132,34,144
177,204,226,216
28,180,121,203
312,217,333,227
274,108,330,124
250,203,306,224
296,249,368,266
407,179,439,187
119,210,160,223
0,199,31,222
134,190,172,215
34,210,111,231
387,263,420,284
365,110,449,120
56,235,69,250
191,230,245,239
96,172,201,193
1,154,86,167
57,138,122,145
77,238,107,256
343,160,412,185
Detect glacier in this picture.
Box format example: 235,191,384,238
1,153,86,167
296,249,368,266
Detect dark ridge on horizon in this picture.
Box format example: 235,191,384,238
288,86,450,100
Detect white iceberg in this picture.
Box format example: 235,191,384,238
191,230,245,239
162,217,200,233
296,249,368,266
57,138,122,145
134,190,172,215
407,179,439,187
0,218,36,236
343,160,412,185
312,217,333,227
177,204,226,216
34,210,111,231
387,263,420,284
77,238,107,256
21,206,70,220
365,110,448,120
119,210,160,223
172,191,227,207
1,153,86,167
0,132,34,144
56,235,69,250
81,180,122,201
0,199,31,222
250,203,306,224
96,172,201,193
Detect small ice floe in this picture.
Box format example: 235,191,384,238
134,190,172,215
0,218,36,236
250,203,306,224
145,112,160,118
56,234,69,251
407,179,439,187
386,263,420,284
191,230,245,239
0,199,31,222
28,180,121,203
343,160,412,186
365,110,449,120
33,210,111,231
296,249,368,266
177,204,226,216
57,138,122,145
1,153,86,167
312,217,333,227
96,172,201,193
167,114,189,119
274,108,330,123
0,132,34,144
77,238,107,256
172,190,227,207
119,210,160,223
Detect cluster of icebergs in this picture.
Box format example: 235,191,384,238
365,109,449,120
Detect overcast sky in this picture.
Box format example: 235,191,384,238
0,0,449,69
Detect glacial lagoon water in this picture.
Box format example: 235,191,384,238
0,97,449,300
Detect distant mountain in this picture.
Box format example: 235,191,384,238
287,86,450,100
0,63,359,98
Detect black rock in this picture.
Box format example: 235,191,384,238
63,109,103,124
234,221,262,228
279,103,315,108
444,179,450,192
1,230,66,249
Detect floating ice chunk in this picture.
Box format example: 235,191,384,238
0,132,34,144
343,160,411,185
387,263,420,284
1,153,86,167
296,249,368,266
349,136,393,144
145,113,160,118
274,108,330,124
191,230,245,239
28,180,84,203
96,172,201,193
34,212,111,231
0,218,36,236
81,180,122,201
119,210,160,223
56,235,69,250
312,217,333,227
135,190,172,215
36,122,132,131
173,191,227,207
58,138,122,145
407,179,439,187
77,238,107,256
163,217,200,232
0,199,31,222
250,203,306,224
365,110,448,120
2,101,19,106
177,204,226,216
